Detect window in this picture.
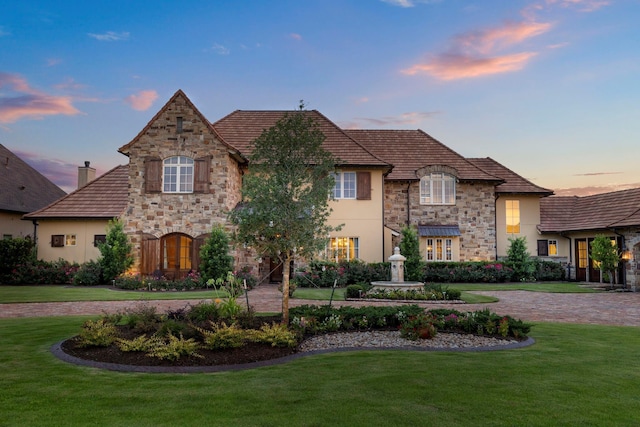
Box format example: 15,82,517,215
537,239,558,256
577,240,588,268
3,234,12,240
176,117,183,133
333,172,356,199
65,234,77,246
329,237,359,262
163,156,194,193
51,235,64,247
505,200,520,234
94,235,107,247
426,238,452,261
420,173,455,205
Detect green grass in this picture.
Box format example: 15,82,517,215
0,286,226,303
293,287,346,301
448,282,600,293
292,282,592,305
1,317,638,426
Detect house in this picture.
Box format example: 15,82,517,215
0,144,66,239
24,164,128,264
538,189,640,289
26,89,636,288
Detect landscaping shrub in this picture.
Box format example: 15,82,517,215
506,237,535,282
98,219,134,282
289,304,531,340
9,259,79,285
0,237,35,284
72,260,104,286
145,333,203,361
399,226,422,281
346,284,366,299
198,225,234,283
77,319,117,347
533,259,566,281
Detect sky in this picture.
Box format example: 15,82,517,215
1,0,639,196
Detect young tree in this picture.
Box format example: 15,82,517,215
199,225,234,283
506,236,534,282
99,218,134,281
229,103,338,323
590,234,620,287
399,226,422,281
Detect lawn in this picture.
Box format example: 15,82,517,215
0,286,225,304
0,317,638,426
292,282,595,304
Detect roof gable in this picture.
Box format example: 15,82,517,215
118,90,240,159
0,144,67,214
24,165,129,219
345,129,501,182
213,110,389,168
468,157,553,195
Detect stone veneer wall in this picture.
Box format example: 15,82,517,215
121,95,245,274
384,180,497,261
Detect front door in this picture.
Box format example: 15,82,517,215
161,233,193,280
575,239,588,281
269,257,283,283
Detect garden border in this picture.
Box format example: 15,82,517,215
51,336,535,374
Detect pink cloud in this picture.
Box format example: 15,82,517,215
124,90,158,111
0,73,81,123
290,33,302,41
403,52,538,80
340,111,440,128
402,20,551,80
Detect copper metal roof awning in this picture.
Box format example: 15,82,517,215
417,225,461,237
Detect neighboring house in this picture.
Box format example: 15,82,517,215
538,189,640,289
27,89,637,289
0,144,66,239
24,165,128,264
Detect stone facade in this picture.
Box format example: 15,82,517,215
120,93,244,274
385,180,497,261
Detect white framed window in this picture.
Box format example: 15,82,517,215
163,156,194,193
420,173,456,205
65,234,77,246
426,238,452,261
332,172,356,199
328,237,359,262
506,200,520,234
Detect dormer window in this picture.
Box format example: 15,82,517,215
163,156,194,193
420,173,456,205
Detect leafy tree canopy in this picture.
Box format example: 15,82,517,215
589,234,620,284
228,102,339,322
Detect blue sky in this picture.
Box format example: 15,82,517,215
1,0,638,195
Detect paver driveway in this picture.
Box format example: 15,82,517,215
1,285,639,326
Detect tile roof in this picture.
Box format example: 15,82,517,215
345,129,502,182
468,157,554,195
24,165,129,219
0,144,67,214
213,110,390,168
539,187,640,232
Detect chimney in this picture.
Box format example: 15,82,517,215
78,161,96,189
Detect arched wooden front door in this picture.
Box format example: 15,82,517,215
161,233,193,279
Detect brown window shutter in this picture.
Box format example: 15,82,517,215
141,235,160,275
194,156,211,193
537,239,548,256
145,157,162,193
356,171,371,200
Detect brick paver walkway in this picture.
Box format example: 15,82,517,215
2,284,639,326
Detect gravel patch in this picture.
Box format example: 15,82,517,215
300,330,520,352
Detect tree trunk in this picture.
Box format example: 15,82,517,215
281,252,292,324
